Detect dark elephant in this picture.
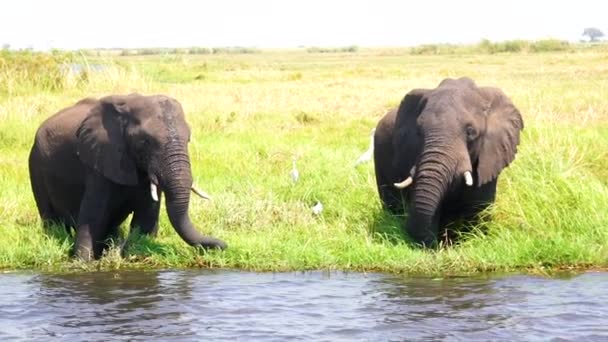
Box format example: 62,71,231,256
28,93,226,260
374,77,523,246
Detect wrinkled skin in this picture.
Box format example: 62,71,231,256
374,78,523,247
28,94,226,260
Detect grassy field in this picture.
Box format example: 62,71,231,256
1,48,607,275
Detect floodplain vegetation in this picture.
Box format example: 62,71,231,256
0,40,607,275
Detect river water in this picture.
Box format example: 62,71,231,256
1,270,607,341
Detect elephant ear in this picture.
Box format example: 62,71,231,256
391,88,429,173
76,95,139,186
477,87,524,186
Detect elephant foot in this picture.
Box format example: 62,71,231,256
417,238,438,249
196,237,228,251
74,247,94,262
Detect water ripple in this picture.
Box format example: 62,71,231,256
0,271,608,341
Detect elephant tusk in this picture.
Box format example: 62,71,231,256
191,185,212,201
464,171,473,186
150,183,159,202
393,177,413,189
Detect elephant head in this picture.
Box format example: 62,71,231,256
76,93,226,249
390,77,523,245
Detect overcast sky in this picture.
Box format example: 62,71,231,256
1,0,606,50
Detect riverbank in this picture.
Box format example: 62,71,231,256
1,48,607,274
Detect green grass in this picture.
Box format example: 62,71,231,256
0,46,607,275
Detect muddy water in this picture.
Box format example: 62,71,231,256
1,270,607,341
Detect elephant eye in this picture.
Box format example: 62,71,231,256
466,125,477,140
415,125,423,137
137,137,150,148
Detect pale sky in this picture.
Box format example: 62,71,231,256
1,0,606,50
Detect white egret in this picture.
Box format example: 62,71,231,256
312,201,323,215
354,128,376,167
290,157,299,183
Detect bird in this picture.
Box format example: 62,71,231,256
312,201,323,215
354,128,376,167
290,156,299,183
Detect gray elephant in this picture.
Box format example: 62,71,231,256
374,77,523,246
28,94,226,260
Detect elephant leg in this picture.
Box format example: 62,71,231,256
459,178,498,222
101,207,132,250
130,194,161,236
381,185,407,215
376,168,407,215
74,174,114,261
441,179,498,241
29,169,60,229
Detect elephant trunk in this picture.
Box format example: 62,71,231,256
161,142,226,250
406,134,459,246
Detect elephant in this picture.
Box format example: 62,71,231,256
28,93,227,260
374,77,523,246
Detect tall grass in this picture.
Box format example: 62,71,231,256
0,47,606,274
410,39,577,55
0,50,74,95
117,46,261,56
306,46,359,53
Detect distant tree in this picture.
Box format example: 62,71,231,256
583,27,604,42
2,43,9,50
